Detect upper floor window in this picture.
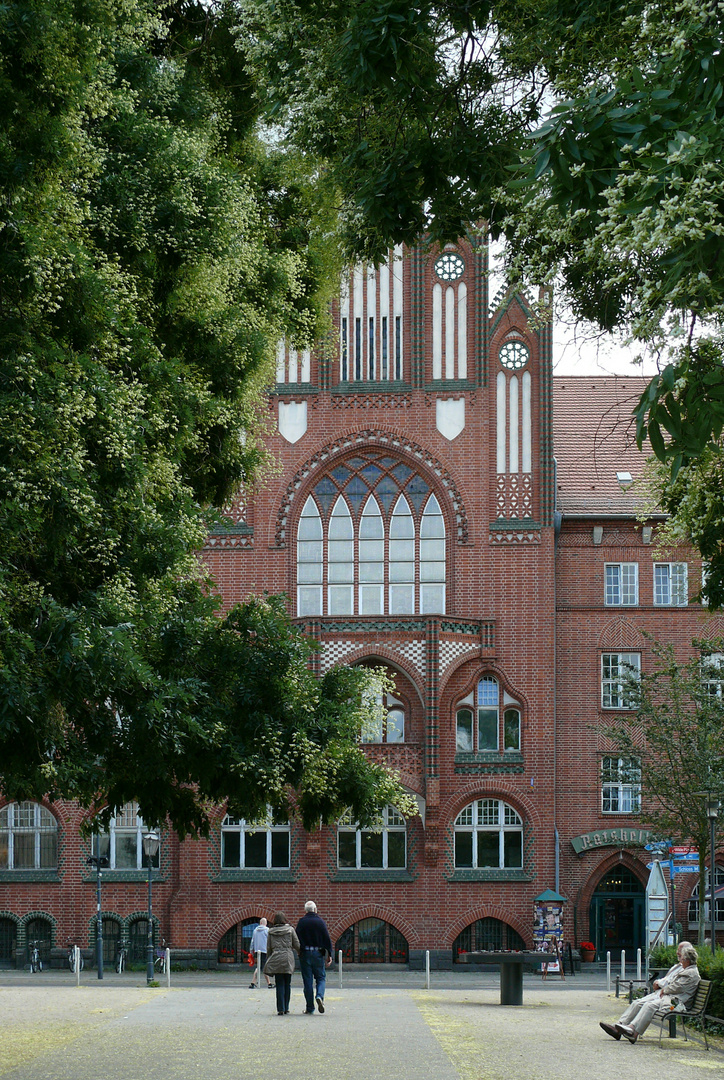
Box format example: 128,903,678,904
296,454,446,617
605,563,638,606
456,678,521,753
0,802,58,869
601,653,641,709
361,693,405,744
337,806,406,869
221,810,290,869
92,802,159,870
454,799,523,869
601,756,641,813
654,562,688,606
702,653,724,698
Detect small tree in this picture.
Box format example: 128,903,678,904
605,637,724,945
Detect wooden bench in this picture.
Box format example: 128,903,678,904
652,979,712,1050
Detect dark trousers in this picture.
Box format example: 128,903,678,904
275,972,292,1014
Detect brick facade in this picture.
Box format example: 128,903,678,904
2,236,720,969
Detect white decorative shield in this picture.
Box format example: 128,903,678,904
436,397,465,440
278,401,308,444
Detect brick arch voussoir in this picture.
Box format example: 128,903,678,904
440,781,542,832
328,905,419,948
578,851,647,914
0,911,21,927
346,647,425,705
209,906,269,944
273,428,470,548
447,906,531,948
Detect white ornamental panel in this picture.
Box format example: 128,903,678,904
278,401,308,444
436,398,465,440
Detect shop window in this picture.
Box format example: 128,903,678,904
453,918,525,961
453,799,523,869
335,918,408,963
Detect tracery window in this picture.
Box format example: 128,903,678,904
361,692,405,744
456,678,521,753
295,453,446,617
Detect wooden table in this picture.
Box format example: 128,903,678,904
457,951,543,1005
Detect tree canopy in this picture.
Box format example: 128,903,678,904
237,0,724,603
604,638,724,945
0,0,412,834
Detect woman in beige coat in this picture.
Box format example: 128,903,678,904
264,912,300,1015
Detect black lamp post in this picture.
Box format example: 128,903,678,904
86,855,109,979
143,831,160,984
705,797,720,945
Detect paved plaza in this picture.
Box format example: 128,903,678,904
0,969,721,1080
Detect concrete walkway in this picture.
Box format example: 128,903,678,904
0,970,721,1079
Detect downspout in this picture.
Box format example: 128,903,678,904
553,457,562,894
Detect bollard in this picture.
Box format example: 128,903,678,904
621,950,626,982
425,950,430,990
607,952,611,992
636,948,641,982
75,946,81,987
338,950,343,989
166,947,171,988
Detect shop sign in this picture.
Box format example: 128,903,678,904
571,827,653,854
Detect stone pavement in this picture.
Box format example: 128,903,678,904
0,969,721,1080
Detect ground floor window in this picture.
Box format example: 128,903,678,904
101,918,121,965
688,866,724,924
128,919,154,965
218,918,260,964
0,918,16,966
453,917,525,961
335,918,408,964
25,917,53,964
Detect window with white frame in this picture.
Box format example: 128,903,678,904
454,799,523,869
456,678,521,753
91,803,160,870
361,693,405,744
702,652,724,697
688,866,724,923
601,757,641,813
221,810,290,869
605,563,639,606
654,562,688,606
295,452,446,617
0,802,58,869
601,652,641,709
337,805,406,869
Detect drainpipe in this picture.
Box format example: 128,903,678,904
553,457,562,894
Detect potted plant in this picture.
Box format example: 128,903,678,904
580,941,596,962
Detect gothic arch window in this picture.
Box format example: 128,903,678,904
295,453,447,617
456,678,521,753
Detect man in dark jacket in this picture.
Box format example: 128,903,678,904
296,900,333,1014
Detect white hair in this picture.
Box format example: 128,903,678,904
304,900,317,913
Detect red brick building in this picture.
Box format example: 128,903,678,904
2,235,721,970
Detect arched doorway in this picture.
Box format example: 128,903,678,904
590,866,645,961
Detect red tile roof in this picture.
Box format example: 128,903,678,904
552,375,653,515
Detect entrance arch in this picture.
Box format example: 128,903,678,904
590,866,645,961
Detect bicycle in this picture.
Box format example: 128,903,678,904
115,943,127,973
27,940,43,973
154,940,168,975
67,940,84,973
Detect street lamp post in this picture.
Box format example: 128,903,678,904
86,855,109,979
143,831,160,984
706,798,720,946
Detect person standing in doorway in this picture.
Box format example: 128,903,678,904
264,912,300,1016
296,900,333,1014
248,917,274,989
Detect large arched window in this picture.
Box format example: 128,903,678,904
91,802,160,870
454,799,523,869
295,454,446,617
338,805,406,869
336,918,408,963
221,810,290,869
0,802,57,869
453,917,525,961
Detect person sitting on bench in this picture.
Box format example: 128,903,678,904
599,941,700,1044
